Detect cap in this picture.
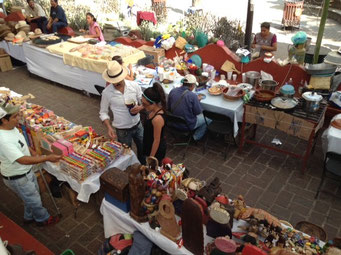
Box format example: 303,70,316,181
0,101,20,120
182,74,198,86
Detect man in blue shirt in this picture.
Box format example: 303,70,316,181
44,0,67,33
167,74,209,141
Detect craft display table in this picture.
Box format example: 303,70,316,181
43,152,139,203
239,98,327,173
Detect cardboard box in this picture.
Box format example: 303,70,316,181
0,49,13,72
138,45,165,65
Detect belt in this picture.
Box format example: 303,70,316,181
116,121,141,131
2,169,31,180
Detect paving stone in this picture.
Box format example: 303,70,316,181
69,243,92,255
257,191,278,208
224,156,241,169
87,238,103,254
225,173,242,186
275,190,294,208
196,167,216,181
78,224,103,245
290,212,307,227
323,224,339,240
308,211,327,227
289,202,311,217
293,195,315,209
233,163,250,177
84,211,103,228
313,201,331,215
270,204,291,221
244,186,263,206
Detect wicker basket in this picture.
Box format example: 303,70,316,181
175,36,187,50
295,221,327,242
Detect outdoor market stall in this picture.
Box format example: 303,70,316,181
0,87,139,204
0,40,26,63
239,97,327,173
99,160,328,255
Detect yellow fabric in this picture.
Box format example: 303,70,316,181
47,42,145,73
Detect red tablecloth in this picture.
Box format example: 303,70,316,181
137,11,157,25
0,212,54,255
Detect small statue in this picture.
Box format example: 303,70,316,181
129,164,148,222
156,195,180,242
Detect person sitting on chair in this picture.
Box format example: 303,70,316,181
25,0,47,31
167,74,210,141
79,12,104,42
44,0,67,34
251,22,277,58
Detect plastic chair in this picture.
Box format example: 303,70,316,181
164,111,196,159
315,151,341,199
203,110,235,160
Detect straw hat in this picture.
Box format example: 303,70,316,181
4,32,15,42
29,28,42,39
0,18,5,25
0,25,11,38
13,31,29,44
15,21,30,30
102,61,128,84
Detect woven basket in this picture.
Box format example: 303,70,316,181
175,36,187,50
295,221,327,241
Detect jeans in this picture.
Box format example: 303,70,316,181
193,114,211,141
27,17,47,31
116,122,146,165
3,170,50,222
43,20,67,33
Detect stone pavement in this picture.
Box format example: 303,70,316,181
1,65,341,254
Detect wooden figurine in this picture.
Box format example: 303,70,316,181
156,195,180,242
128,164,148,222
182,198,204,255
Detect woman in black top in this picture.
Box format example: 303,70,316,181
142,82,167,163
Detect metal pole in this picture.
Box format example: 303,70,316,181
313,0,330,64
244,0,254,51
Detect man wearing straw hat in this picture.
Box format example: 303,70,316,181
25,0,47,31
99,61,146,164
0,101,61,226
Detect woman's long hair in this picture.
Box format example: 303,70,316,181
143,82,166,111
86,12,96,22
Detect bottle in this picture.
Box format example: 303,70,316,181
288,78,293,85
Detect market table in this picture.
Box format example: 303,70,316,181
100,198,215,255
23,42,106,95
0,40,27,63
43,152,139,203
136,69,245,137
100,198,325,254
239,98,327,173
322,114,341,154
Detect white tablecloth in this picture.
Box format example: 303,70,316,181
322,114,341,154
0,41,26,63
137,69,245,137
101,198,325,255
43,152,139,203
100,198,214,255
23,42,106,95
13,42,244,136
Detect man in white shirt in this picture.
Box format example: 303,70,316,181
99,61,146,164
25,0,47,31
0,101,61,226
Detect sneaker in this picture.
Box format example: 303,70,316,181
36,216,59,227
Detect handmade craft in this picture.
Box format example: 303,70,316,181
182,198,204,255
100,167,130,202
198,177,222,205
156,195,180,242
129,164,148,223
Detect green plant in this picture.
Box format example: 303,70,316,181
212,17,244,50
139,20,155,41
